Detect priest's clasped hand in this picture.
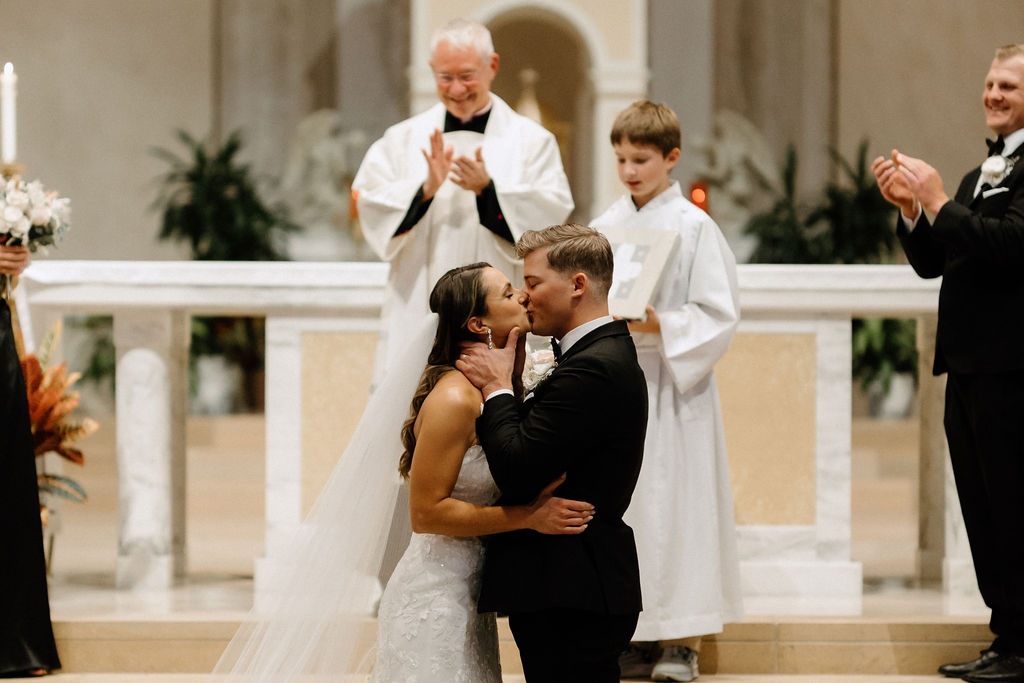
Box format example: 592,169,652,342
421,128,454,200
450,146,491,195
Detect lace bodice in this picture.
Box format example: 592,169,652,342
370,445,502,682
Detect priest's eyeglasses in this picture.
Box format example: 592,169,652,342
434,71,479,85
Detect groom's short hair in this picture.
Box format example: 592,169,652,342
515,224,614,297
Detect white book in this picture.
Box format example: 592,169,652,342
601,225,681,320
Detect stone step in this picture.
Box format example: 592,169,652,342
49,616,991,676
0,674,959,682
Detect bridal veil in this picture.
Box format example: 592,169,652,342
211,313,439,682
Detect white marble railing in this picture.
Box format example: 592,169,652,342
19,262,960,608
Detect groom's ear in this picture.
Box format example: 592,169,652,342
570,272,588,298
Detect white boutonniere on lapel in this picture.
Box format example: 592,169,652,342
521,346,557,393
981,152,1020,187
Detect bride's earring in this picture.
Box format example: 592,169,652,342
486,327,494,349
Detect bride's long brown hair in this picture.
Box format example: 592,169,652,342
398,262,491,478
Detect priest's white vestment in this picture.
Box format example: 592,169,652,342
593,181,744,640
353,94,573,382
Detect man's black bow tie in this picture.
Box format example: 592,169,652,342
550,338,562,362
987,135,1005,156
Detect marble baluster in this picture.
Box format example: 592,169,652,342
113,310,188,589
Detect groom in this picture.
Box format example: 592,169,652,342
457,223,648,682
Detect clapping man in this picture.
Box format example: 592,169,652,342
872,44,1024,683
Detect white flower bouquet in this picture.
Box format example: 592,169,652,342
0,174,71,252
0,174,70,297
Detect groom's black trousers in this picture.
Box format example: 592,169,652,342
508,608,638,682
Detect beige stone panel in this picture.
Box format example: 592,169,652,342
717,333,817,525
301,331,377,516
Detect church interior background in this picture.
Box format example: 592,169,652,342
3,0,1024,678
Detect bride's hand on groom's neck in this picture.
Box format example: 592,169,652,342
456,327,521,398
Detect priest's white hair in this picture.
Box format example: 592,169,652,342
430,18,494,61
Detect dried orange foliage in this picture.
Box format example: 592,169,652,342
20,354,98,464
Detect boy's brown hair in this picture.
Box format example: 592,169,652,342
609,100,681,157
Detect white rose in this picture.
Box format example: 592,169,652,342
29,205,52,225
10,215,31,240
6,189,30,211
2,204,23,227
51,197,71,223
981,155,1008,185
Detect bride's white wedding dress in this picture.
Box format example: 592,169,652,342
370,444,503,682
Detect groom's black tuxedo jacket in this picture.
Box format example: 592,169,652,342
897,143,1024,375
476,319,648,616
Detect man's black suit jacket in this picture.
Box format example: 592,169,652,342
476,319,648,615
898,143,1024,375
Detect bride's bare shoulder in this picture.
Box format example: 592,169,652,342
422,369,482,417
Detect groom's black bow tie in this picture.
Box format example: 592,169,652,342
987,135,1005,156
550,338,562,362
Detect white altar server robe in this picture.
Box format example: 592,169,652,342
593,181,744,640
353,94,572,381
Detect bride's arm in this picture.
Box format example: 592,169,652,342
408,377,593,537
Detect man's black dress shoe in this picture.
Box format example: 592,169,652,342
940,650,1004,677
962,654,1024,682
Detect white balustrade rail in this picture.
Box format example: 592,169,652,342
20,262,962,607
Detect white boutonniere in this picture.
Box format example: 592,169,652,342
981,153,1017,187
521,347,557,393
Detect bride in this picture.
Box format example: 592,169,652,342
214,262,593,682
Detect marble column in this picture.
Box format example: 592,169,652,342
916,314,946,582
113,310,189,589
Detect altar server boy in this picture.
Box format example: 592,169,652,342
592,100,742,682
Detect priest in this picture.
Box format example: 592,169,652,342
353,18,573,383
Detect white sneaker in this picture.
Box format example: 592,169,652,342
651,645,699,681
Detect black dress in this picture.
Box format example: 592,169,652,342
0,297,61,675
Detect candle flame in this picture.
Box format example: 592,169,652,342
3,63,12,75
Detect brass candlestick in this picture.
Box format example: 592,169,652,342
1,160,25,179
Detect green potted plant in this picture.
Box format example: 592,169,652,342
151,129,299,412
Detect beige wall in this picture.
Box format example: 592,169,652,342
0,0,213,260
836,0,1024,190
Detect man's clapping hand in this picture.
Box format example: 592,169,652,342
872,151,919,219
